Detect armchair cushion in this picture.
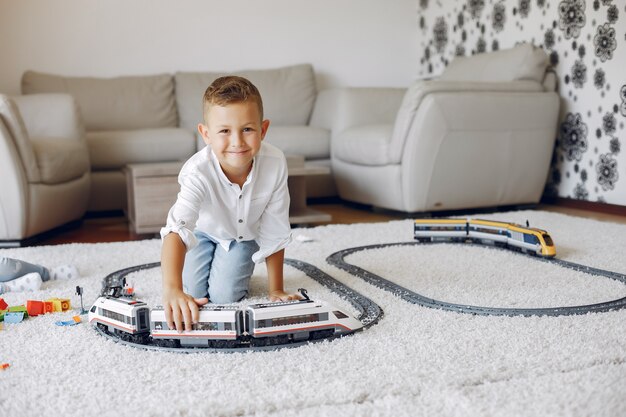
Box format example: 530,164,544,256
333,124,394,166
0,95,40,182
439,43,549,83
30,137,90,184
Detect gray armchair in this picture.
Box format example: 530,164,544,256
0,93,90,245
315,43,560,213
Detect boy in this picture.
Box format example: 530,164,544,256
160,76,298,333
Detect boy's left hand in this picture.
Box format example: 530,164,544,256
269,290,302,302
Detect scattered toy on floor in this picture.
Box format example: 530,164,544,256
55,316,82,326
0,257,80,295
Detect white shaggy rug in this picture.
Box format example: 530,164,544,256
1,210,625,417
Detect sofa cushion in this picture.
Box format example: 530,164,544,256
175,64,316,131
0,95,40,182
30,137,89,184
332,124,394,166
439,43,548,83
87,128,196,169
264,126,330,160
22,72,178,131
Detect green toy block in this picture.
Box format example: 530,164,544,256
8,305,29,318
0,310,6,322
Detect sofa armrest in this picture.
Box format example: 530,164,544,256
0,121,29,239
310,88,405,136
13,94,85,142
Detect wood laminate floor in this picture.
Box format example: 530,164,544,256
28,201,626,247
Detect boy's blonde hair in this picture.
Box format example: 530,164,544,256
202,76,264,123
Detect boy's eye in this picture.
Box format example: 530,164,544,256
243,127,253,132
219,129,229,134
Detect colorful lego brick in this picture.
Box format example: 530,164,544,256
43,301,54,314
0,297,7,310
0,310,6,322
1,363,10,370
26,300,45,317
4,312,25,324
8,305,28,318
59,298,71,312
46,298,62,312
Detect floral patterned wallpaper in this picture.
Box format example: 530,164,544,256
417,0,626,206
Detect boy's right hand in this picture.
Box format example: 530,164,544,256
162,288,209,332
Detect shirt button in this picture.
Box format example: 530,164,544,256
239,195,242,199
238,219,243,223
238,236,243,240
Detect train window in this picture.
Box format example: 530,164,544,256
224,322,233,331
255,319,272,329
195,322,219,331
542,234,554,246
475,227,503,235
90,306,96,313
138,310,147,330
101,308,130,325
333,310,348,319
154,322,163,330
523,234,539,244
267,313,323,327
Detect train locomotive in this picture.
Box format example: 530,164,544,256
88,289,363,348
414,218,556,257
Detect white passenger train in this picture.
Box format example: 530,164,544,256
88,289,363,348
414,218,556,257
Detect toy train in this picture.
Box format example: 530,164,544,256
414,218,556,257
88,289,363,348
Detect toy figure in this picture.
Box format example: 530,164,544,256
0,257,79,294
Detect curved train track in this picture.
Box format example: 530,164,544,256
94,239,626,351
327,241,626,317
94,258,383,353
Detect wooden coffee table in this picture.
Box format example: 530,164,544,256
124,155,331,234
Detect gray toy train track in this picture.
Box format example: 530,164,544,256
327,241,626,317
94,258,383,353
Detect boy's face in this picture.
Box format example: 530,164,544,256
198,100,269,181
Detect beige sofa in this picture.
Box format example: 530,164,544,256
21,64,336,212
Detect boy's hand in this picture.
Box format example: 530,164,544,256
162,288,209,332
269,290,302,302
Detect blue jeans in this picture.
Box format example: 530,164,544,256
182,231,259,304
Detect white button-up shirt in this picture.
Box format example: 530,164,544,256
160,142,291,263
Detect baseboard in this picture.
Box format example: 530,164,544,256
0,219,83,248
541,196,626,217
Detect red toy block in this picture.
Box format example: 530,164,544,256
26,300,45,317
0,298,7,310
43,301,54,314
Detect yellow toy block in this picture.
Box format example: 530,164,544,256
45,297,72,312
46,298,62,312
